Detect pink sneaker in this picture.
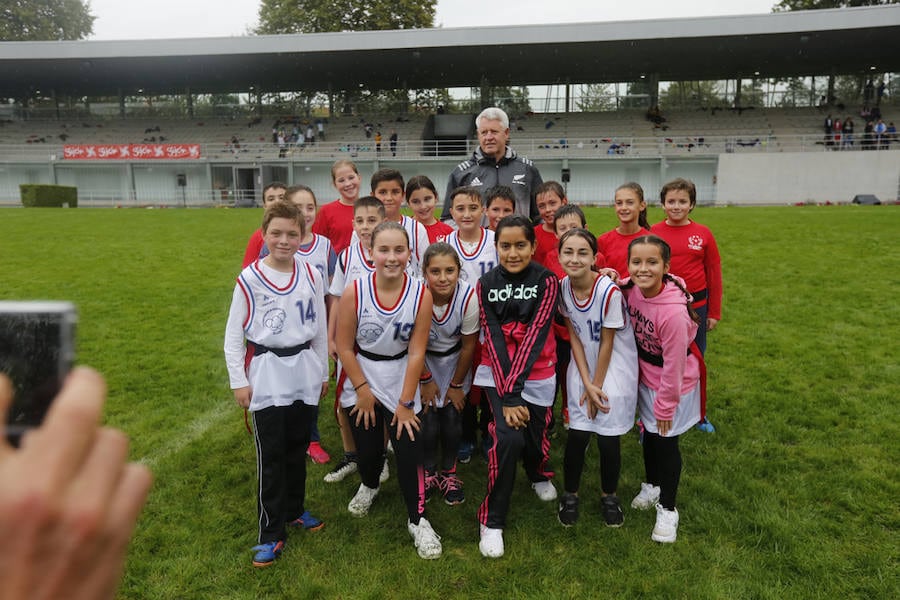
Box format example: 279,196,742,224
307,441,331,464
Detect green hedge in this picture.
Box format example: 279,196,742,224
20,184,78,208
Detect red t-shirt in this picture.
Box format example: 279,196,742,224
597,227,650,277
650,220,722,320
312,199,355,253
242,228,264,269
423,220,454,244
533,225,558,267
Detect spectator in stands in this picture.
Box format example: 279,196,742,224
390,130,398,156
863,120,875,149
876,80,885,106
886,122,897,145
441,107,542,224
874,119,887,149
832,116,843,149
842,117,854,148
823,114,833,146
375,131,382,154
317,120,325,141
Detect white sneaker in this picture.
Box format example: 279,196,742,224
631,482,661,510
531,480,557,502
651,503,679,543
479,525,504,558
348,483,379,517
408,517,442,559
323,455,357,483
379,457,390,483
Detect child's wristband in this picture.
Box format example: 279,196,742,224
420,372,433,383
354,381,369,391
448,381,464,389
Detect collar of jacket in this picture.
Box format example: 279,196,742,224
474,145,516,166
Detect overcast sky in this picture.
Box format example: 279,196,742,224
87,0,779,40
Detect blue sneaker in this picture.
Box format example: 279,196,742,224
251,540,284,567
457,441,474,464
696,417,716,433
288,510,324,531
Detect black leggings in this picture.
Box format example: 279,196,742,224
642,431,682,510
421,403,462,473
563,429,621,495
346,405,426,523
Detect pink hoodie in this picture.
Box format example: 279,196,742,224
622,276,700,421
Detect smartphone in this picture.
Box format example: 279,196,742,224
0,301,77,446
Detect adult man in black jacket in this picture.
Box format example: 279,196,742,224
441,107,543,224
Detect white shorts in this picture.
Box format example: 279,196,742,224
566,369,637,436
637,382,700,438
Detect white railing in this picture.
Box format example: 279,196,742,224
0,134,896,164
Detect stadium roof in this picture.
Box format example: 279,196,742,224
1,5,899,98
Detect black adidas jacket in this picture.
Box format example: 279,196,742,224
441,146,543,223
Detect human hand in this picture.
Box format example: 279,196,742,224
579,382,610,419
707,317,719,331
391,405,421,441
349,385,379,430
320,381,329,400
0,368,153,600
657,419,672,437
502,405,530,430
328,338,338,361
419,380,439,413
598,267,620,283
446,387,466,413
233,386,252,408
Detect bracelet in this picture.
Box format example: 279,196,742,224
354,381,369,391
419,372,433,383
448,381,464,389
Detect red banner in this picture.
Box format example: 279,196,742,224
63,144,201,160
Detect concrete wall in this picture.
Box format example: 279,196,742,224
717,150,900,205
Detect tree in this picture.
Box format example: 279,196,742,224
256,0,435,34
575,84,616,112
658,81,726,109
0,0,94,41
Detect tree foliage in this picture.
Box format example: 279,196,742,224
773,0,897,11
575,84,616,112
256,0,435,34
0,0,94,41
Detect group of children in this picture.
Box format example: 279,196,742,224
224,159,722,565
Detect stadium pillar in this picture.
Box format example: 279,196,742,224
328,84,334,117
186,88,194,118
734,79,742,107
125,163,135,206
649,74,660,108
118,90,125,118
565,83,570,113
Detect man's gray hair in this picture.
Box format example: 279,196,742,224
475,107,509,130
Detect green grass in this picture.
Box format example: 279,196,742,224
2,205,898,599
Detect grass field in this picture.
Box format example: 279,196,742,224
2,205,898,599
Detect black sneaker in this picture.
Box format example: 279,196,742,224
441,471,465,506
558,493,579,527
323,454,358,483
601,494,624,528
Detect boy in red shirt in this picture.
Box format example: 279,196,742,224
650,178,721,432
